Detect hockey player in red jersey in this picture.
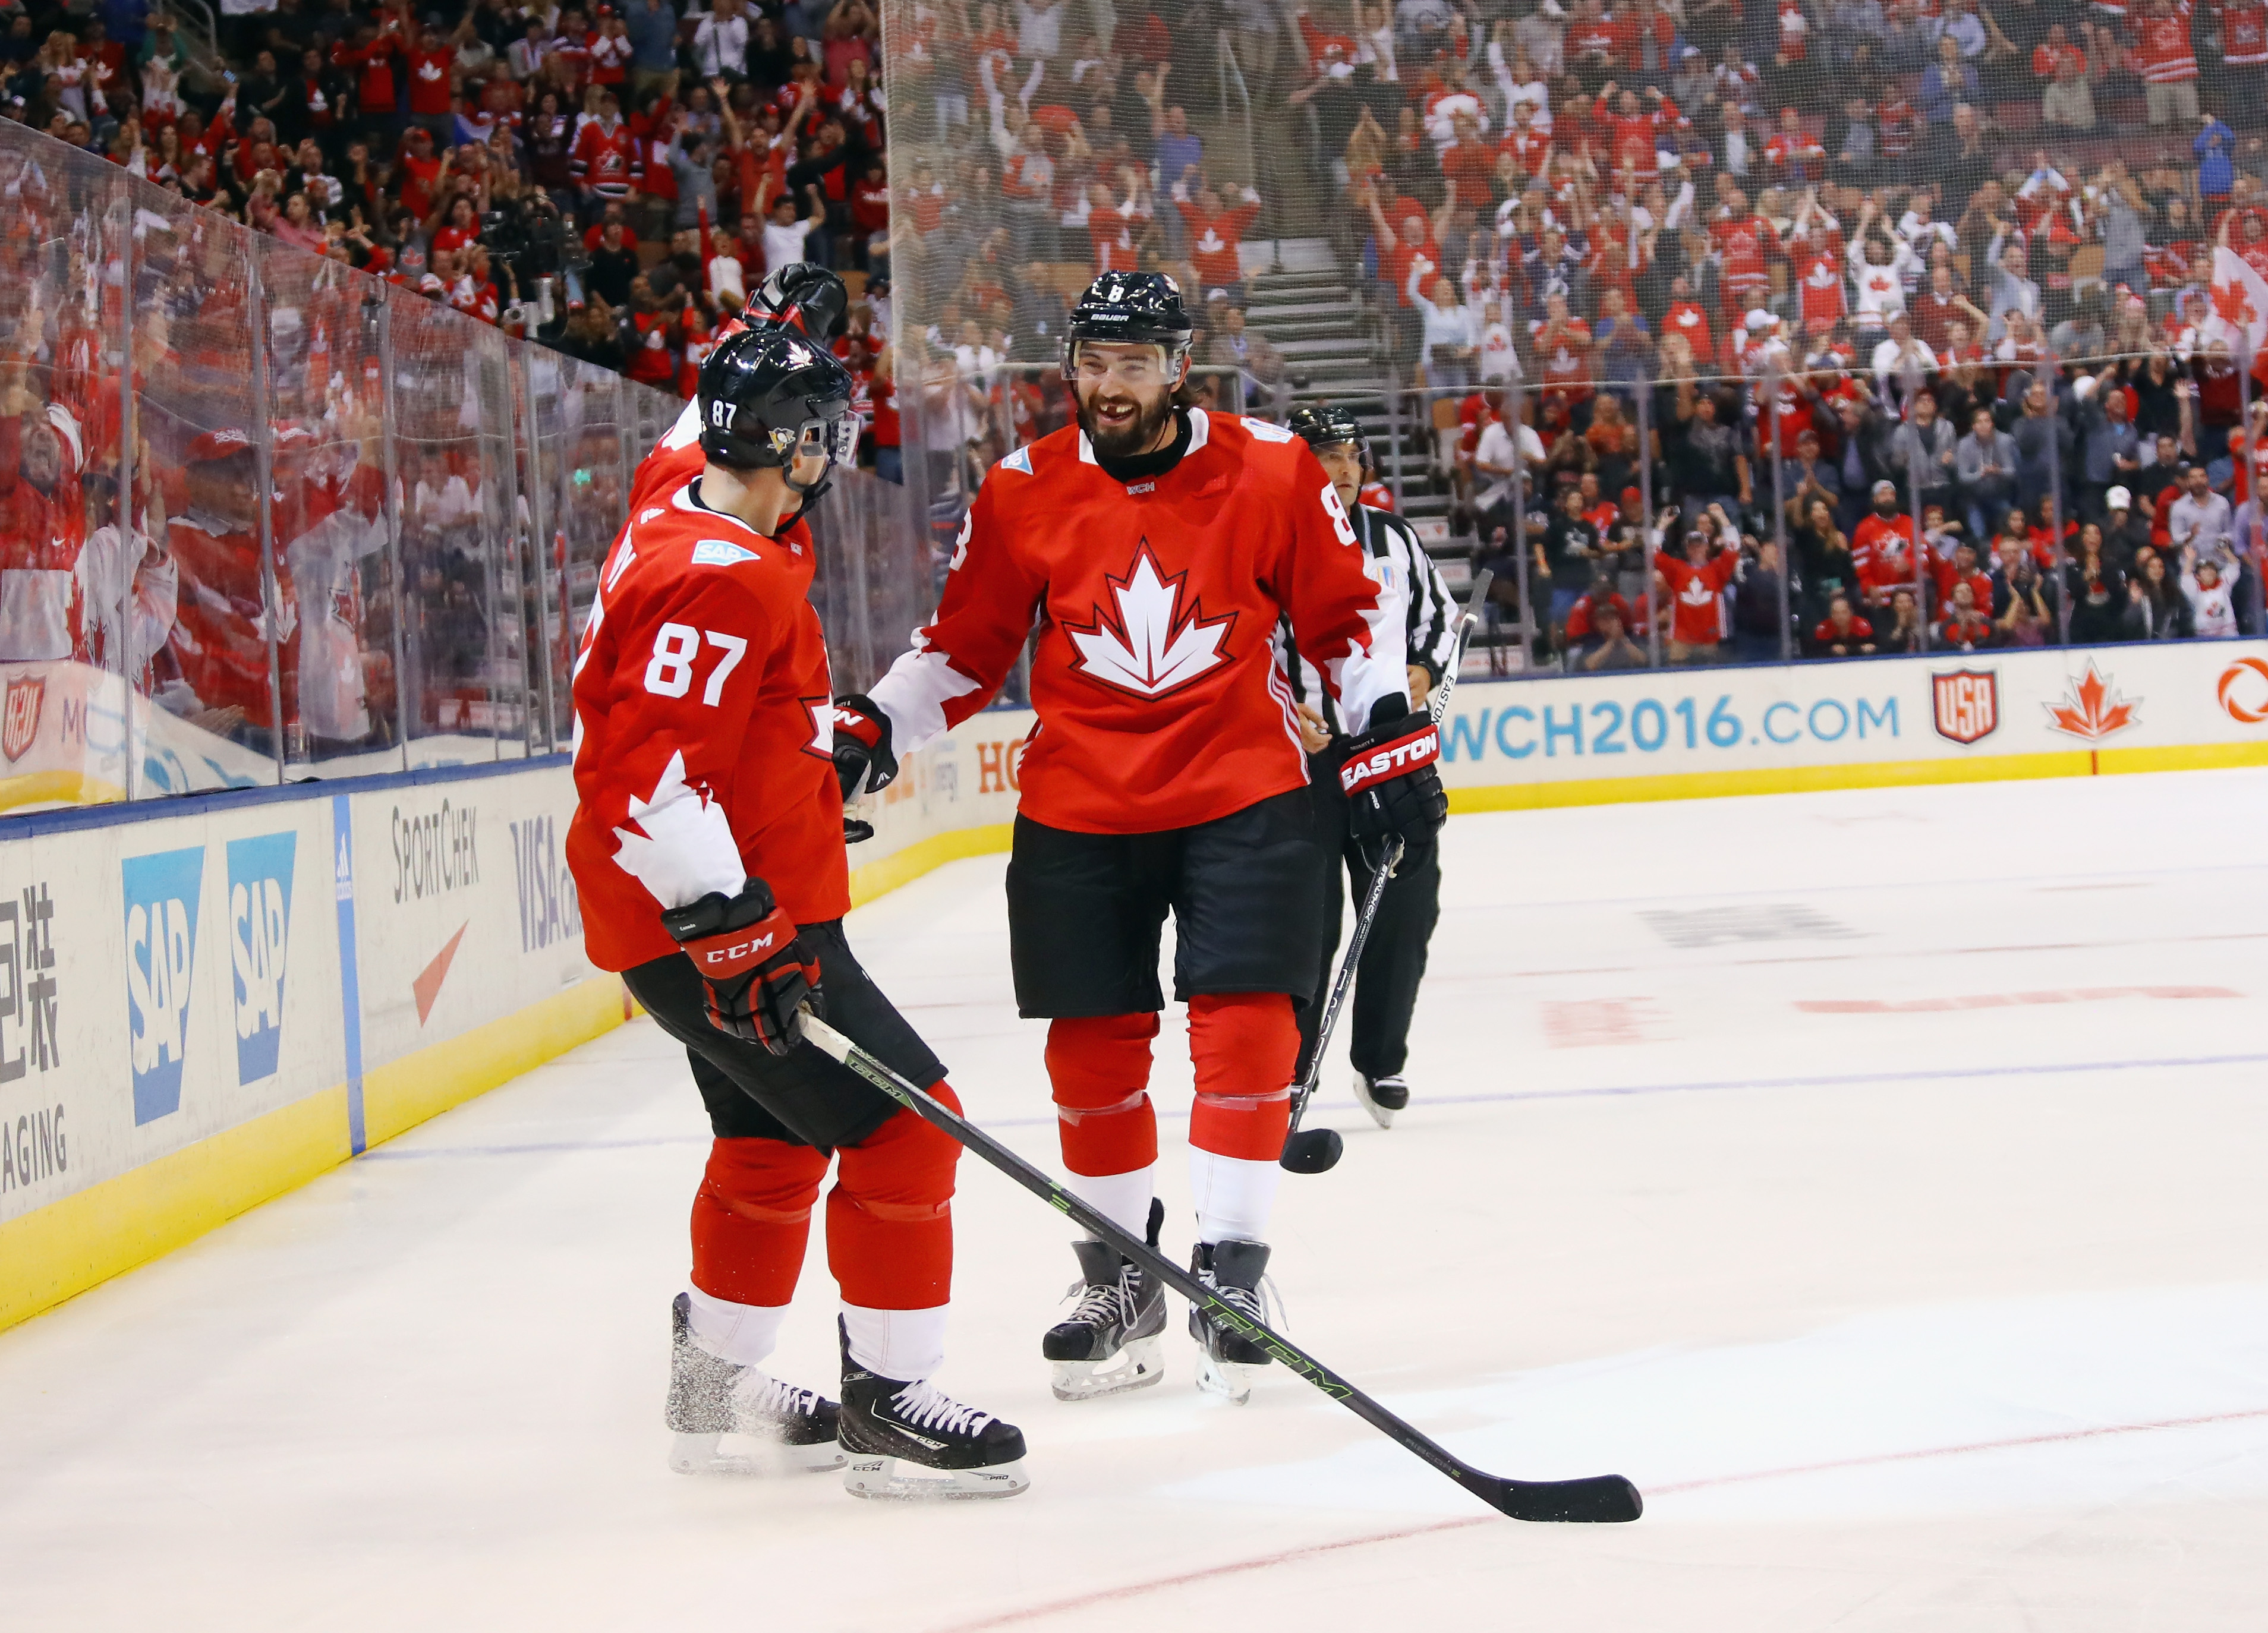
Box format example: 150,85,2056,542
566,327,1029,1499
831,273,1446,1404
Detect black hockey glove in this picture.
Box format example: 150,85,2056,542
831,693,896,844
661,877,821,1057
1340,700,1447,859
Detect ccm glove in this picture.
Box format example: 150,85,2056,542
661,878,821,1056
1340,702,1448,855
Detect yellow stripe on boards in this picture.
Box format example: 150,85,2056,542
0,771,127,815
847,822,1015,907
0,1086,351,1332
361,975,630,1148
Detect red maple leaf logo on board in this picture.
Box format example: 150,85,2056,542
2043,662,2140,741
2212,275,2258,333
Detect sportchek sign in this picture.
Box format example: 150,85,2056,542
1431,642,2268,792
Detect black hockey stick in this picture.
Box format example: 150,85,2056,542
798,1009,1640,1524
1280,567,1493,1175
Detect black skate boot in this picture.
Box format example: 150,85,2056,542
1354,1071,1410,1130
665,1292,845,1476
837,1317,1030,1500
1042,1197,1168,1401
1186,1240,1277,1405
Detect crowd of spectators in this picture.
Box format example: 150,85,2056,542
870,0,2268,664
1,0,903,473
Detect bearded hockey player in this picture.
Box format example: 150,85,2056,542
831,273,1447,1404
565,326,1028,1500
1280,404,1458,1130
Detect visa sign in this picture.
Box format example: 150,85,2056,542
226,833,296,1085
122,846,204,1125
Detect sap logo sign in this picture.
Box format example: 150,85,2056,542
227,833,297,1085
122,846,204,1126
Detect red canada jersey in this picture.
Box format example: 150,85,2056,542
566,478,848,972
867,410,1406,834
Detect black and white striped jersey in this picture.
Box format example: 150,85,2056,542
1274,502,1458,737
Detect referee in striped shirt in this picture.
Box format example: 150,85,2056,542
1278,404,1459,1130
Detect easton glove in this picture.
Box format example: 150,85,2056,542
662,878,821,1056
1340,702,1447,856
831,693,897,844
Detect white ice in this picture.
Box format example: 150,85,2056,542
6,769,2268,1631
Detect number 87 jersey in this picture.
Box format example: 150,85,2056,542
565,478,850,974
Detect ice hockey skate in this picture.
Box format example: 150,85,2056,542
665,1294,846,1476
1043,1197,1168,1401
1355,1072,1410,1129
1187,1240,1277,1405
837,1319,1030,1500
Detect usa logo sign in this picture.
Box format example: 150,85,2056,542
2,673,45,762
1930,669,1999,746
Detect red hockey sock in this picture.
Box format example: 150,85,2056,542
1186,992,1298,1160
827,1082,963,1310
689,1137,829,1307
1045,1013,1161,1177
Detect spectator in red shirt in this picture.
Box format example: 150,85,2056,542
334,14,405,147
1655,527,1740,660
1809,593,1878,656
405,18,462,144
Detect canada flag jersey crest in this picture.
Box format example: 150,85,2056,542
1063,545,1239,700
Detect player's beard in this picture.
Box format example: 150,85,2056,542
1076,382,1176,462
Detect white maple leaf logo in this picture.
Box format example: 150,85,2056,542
1063,546,1236,699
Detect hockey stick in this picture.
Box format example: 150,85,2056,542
797,1008,1640,1524
1280,568,1493,1175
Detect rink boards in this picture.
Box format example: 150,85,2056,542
5,638,2266,1332
1437,641,2268,806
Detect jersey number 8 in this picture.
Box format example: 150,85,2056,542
645,622,748,704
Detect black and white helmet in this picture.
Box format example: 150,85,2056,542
741,263,849,342
698,326,859,480
1061,270,1193,381
1287,402,1371,471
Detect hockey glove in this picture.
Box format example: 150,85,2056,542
831,693,897,800
1340,703,1448,857
662,877,821,1057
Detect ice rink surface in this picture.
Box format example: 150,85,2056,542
7,768,2268,1631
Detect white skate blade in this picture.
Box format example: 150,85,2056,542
1193,1348,1257,1405
1050,1334,1164,1402
1353,1079,1399,1130
669,1430,846,1476
842,1454,1031,1500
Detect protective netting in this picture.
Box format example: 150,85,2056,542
880,0,2268,667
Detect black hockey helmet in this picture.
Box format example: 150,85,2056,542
1287,402,1371,471
1061,270,1194,381
698,326,859,493
741,263,849,343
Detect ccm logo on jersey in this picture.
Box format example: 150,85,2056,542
700,932,777,966
1338,726,1440,793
